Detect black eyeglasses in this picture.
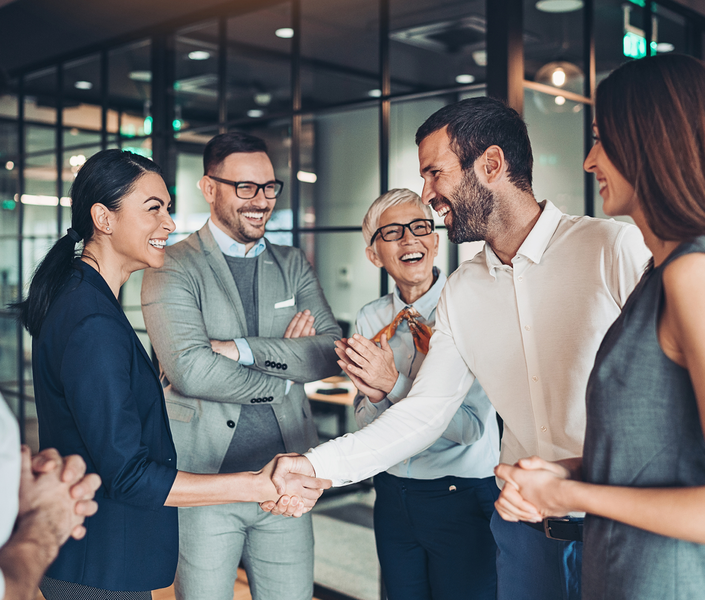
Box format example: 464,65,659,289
208,175,284,199
370,219,435,244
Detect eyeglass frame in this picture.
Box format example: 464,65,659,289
207,175,285,199
369,218,436,245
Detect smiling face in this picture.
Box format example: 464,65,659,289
584,125,638,217
202,151,276,250
418,127,496,243
108,172,175,272
366,203,439,298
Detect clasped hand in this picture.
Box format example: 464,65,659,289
258,454,331,517
334,334,398,402
494,456,578,523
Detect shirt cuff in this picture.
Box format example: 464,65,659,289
0,568,5,600
233,338,254,365
305,448,352,487
285,380,293,394
386,373,413,404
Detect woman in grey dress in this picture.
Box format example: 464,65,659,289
493,53,705,599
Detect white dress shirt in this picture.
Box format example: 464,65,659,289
308,201,651,486
354,268,499,479
0,394,21,600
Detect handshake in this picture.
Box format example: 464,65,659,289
257,453,331,518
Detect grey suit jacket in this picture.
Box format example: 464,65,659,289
141,223,341,474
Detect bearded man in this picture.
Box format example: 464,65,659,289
267,97,651,600
141,132,341,600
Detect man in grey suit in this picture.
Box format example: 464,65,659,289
141,131,341,600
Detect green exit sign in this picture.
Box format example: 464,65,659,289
623,31,657,58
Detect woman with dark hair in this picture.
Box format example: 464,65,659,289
494,53,705,600
17,149,327,600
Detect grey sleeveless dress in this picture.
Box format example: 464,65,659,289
582,237,705,600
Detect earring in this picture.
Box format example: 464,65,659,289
106,226,110,231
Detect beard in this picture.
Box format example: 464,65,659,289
213,187,269,244
445,168,495,244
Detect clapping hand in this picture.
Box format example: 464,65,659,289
259,454,331,517
334,334,398,403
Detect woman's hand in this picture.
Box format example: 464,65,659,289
494,457,578,521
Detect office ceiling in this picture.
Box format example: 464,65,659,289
1,0,704,78
0,0,278,75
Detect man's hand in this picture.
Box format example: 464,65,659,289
334,334,398,397
284,310,316,338
259,454,331,517
494,457,576,522
19,447,101,544
210,340,240,362
30,448,102,539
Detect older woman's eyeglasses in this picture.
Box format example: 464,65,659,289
370,219,435,244
207,175,284,200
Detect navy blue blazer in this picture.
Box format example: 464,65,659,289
33,261,178,592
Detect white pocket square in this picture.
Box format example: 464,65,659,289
274,296,295,309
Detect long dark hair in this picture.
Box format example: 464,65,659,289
596,54,705,240
15,149,162,336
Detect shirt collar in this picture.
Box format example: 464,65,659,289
208,219,266,258
392,267,447,320
483,199,562,276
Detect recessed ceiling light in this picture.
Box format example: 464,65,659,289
472,50,487,67
536,0,583,13
254,93,272,106
656,42,675,53
5,161,14,171
247,109,264,118
188,50,210,61
368,89,382,98
275,27,294,39
129,70,152,82
455,74,475,84
554,95,566,106
74,81,93,90
297,170,317,183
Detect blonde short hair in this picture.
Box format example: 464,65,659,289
361,188,432,246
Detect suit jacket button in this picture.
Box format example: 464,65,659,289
282,363,288,370
276,362,282,369
250,399,256,404
265,360,271,367
227,420,235,428
269,396,273,402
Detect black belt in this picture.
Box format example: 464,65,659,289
524,518,583,542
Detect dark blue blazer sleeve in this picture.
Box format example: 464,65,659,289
60,313,176,510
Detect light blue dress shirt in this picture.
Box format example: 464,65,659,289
208,219,265,366
353,268,500,479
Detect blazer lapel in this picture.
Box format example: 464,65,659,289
196,223,248,334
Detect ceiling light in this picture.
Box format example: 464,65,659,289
254,93,272,106
247,109,264,118
188,50,210,61
74,81,93,90
5,161,14,171
554,96,566,106
275,27,294,39
551,68,566,87
656,42,675,53
455,74,476,84
297,170,317,184
535,61,583,92
472,50,487,67
129,70,152,82
368,89,382,98
536,0,584,13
